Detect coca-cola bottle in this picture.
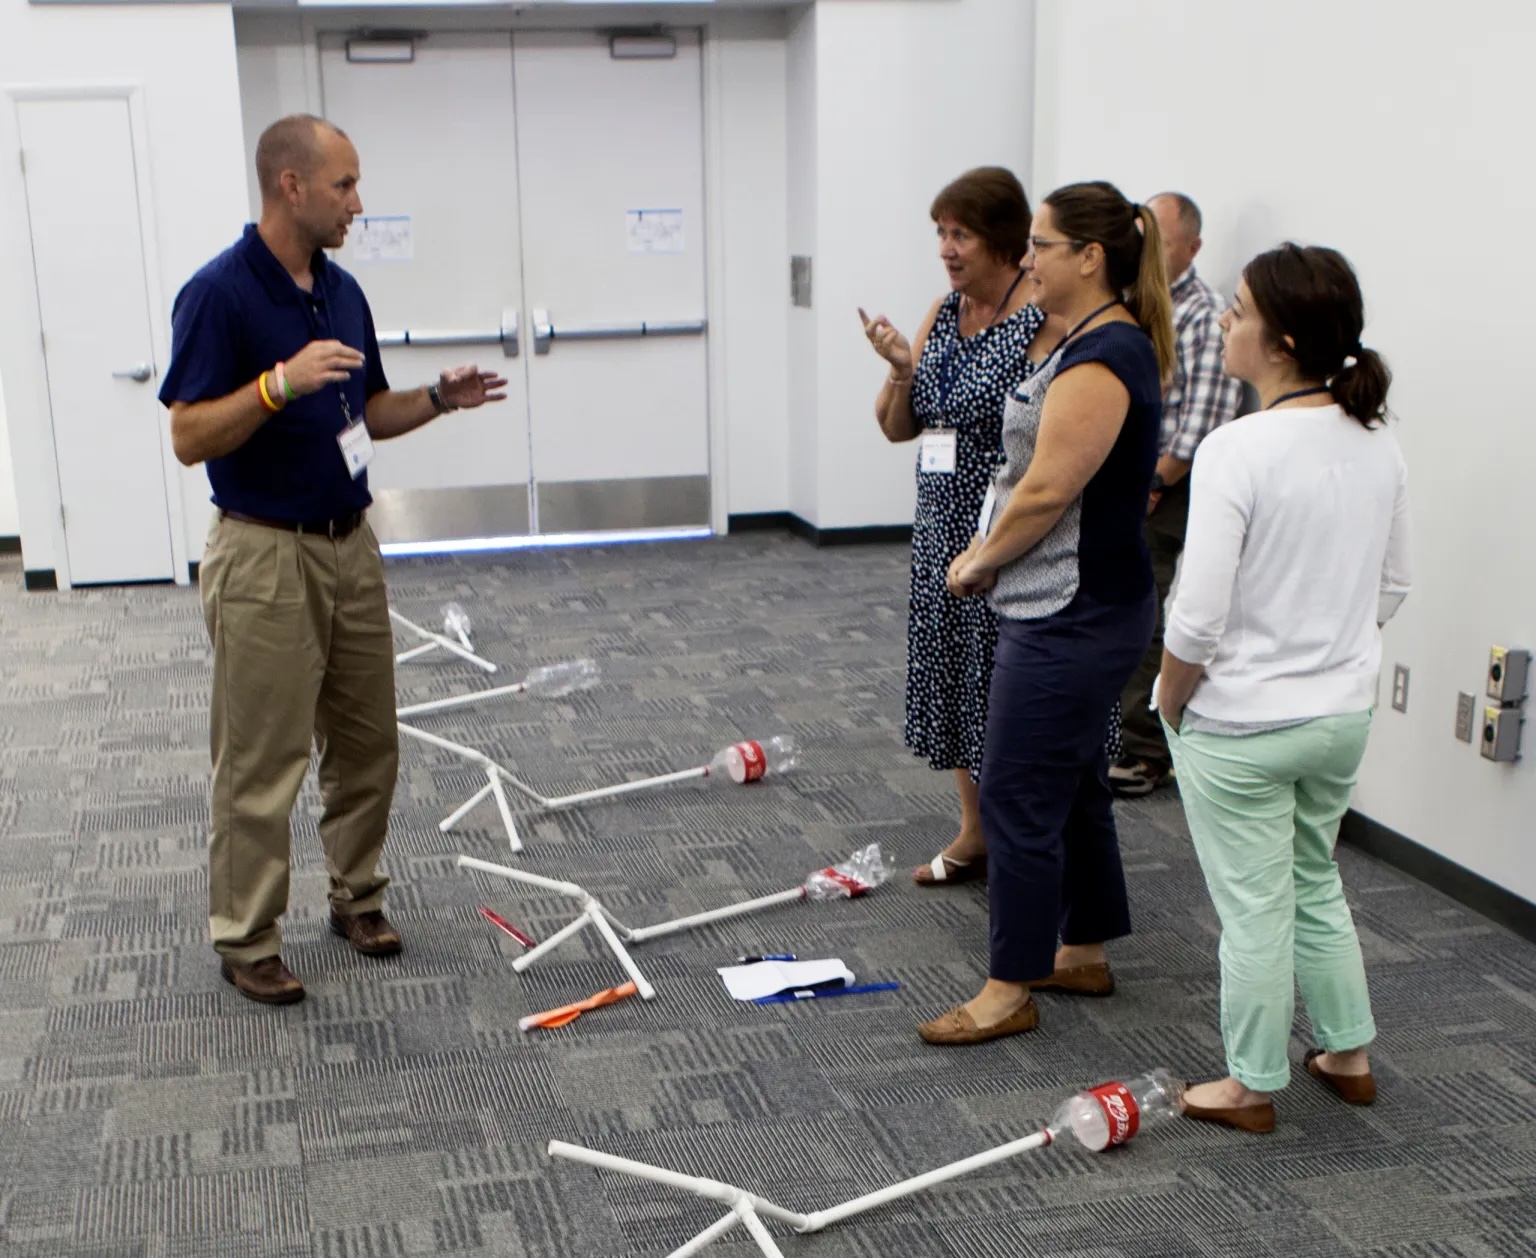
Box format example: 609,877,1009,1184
523,658,600,698
1049,1069,1183,1152
706,735,799,784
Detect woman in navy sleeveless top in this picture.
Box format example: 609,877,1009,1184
917,182,1177,1047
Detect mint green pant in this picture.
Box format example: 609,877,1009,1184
1164,711,1377,1092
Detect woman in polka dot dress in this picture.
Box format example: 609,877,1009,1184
863,168,1067,887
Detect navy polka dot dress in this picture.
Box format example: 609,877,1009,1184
904,293,1043,779
903,293,1123,780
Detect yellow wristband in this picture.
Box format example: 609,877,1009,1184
256,371,281,413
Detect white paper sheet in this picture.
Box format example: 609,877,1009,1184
717,959,855,1002
352,215,413,263
626,208,684,255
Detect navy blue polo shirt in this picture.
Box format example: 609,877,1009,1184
159,224,389,521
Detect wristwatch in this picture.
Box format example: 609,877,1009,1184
427,382,454,416
1149,473,1167,494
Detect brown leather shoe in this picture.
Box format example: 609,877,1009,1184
1183,1098,1276,1133
918,999,1038,1046
1305,1049,1377,1106
329,908,403,957
1028,962,1115,997
220,955,304,1005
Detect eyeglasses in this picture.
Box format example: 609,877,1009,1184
1027,236,1083,253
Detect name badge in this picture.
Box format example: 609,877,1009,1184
338,421,374,479
919,429,958,475
977,483,997,536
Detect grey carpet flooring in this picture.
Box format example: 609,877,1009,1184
1,533,1534,1258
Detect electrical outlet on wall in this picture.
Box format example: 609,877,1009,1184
1455,692,1476,743
1391,664,1409,713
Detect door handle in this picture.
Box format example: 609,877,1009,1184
113,363,153,383
501,307,519,359
529,312,706,354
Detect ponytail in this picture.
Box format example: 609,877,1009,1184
1330,347,1392,428
1128,204,1177,387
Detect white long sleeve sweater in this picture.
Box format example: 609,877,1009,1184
1166,403,1412,723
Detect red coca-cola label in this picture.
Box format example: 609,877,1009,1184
734,740,767,782
1089,1082,1140,1147
816,868,868,897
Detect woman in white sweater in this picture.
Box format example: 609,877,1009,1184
1157,244,1411,1133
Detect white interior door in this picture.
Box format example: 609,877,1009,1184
320,33,532,544
17,97,175,585
513,30,710,533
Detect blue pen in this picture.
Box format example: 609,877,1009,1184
737,953,797,964
754,982,901,1006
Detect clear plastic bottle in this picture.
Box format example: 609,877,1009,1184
1049,1069,1184,1152
441,602,474,649
707,735,799,784
801,842,895,900
523,658,601,698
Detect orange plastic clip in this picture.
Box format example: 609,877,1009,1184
519,981,639,1032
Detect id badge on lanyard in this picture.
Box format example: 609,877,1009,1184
315,295,374,479
335,389,374,479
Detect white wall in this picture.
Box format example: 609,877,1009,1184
1035,0,1536,904
0,0,248,576
790,0,1036,529
785,3,819,522
0,373,17,536
710,15,791,518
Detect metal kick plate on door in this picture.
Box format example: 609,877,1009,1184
791,256,813,308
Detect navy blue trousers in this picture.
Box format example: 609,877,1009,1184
980,588,1156,982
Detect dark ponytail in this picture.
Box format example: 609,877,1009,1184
1243,244,1391,428
1043,181,1177,384
1329,347,1392,428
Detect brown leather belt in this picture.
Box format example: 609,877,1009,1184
221,509,364,539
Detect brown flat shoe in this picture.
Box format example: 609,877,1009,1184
329,908,403,957
1183,1098,1276,1133
918,999,1037,1046
1028,962,1115,997
912,852,988,887
1305,1049,1377,1106
220,955,304,1005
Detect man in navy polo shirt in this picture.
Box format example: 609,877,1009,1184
161,114,507,1005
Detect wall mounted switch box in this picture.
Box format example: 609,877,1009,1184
1487,646,1530,706
1481,706,1524,762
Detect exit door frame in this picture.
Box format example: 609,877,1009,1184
0,81,190,590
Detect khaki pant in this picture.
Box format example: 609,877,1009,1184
199,513,399,962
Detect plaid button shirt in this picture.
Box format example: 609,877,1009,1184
1161,267,1243,461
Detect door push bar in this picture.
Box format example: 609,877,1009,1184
375,308,521,358
530,309,707,355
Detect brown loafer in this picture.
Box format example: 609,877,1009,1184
1305,1049,1376,1106
918,999,1038,1046
1183,1098,1276,1133
1028,962,1115,997
220,955,305,1005
329,908,403,957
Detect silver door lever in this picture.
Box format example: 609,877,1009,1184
112,364,153,383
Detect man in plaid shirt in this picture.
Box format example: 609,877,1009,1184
1109,192,1244,798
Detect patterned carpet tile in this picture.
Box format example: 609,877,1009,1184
1,535,1534,1257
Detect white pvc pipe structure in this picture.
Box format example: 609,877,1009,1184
546,1126,1055,1254
390,609,497,673
456,856,822,1003
400,725,523,852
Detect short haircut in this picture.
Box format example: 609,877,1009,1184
1149,191,1202,239
930,167,1032,264
254,114,347,201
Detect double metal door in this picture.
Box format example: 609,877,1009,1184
319,29,710,545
